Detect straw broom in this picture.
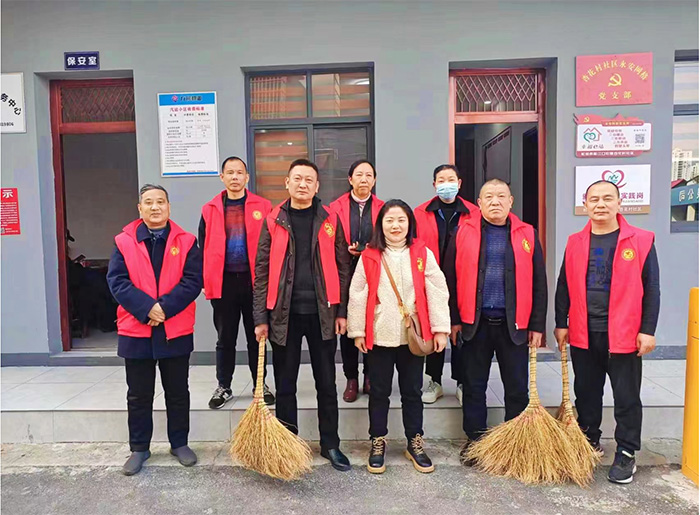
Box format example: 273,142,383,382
230,337,312,481
556,344,601,486
464,345,574,484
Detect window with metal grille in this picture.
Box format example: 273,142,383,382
245,65,374,203
455,73,537,113
60,83,135,123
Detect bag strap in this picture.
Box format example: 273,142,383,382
380,254,408,317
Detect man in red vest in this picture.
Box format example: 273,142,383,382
443,179,547,463
199,156,273,409
329,159,384,402
415,164,478,405
107,184,202,476
253,159,352,471
555,180,660,484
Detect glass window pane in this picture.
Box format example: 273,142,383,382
250,75,307,120
674,61,699,105
314,127,368,203
671,114,699,225
254,129,308,202
312,72,370,118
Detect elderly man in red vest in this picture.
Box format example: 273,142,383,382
107,184,202,476
199,156,273,409
443,178,547,463
253,159,353,471
415,164,478,405
555,179,660,485
329,159,384,402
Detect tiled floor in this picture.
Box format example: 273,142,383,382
1,360,687,412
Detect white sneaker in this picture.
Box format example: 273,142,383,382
422,380,443,404
456,384,463,406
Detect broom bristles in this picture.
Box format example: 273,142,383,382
230,336,313,481
230,398,312,481
557,403,602,487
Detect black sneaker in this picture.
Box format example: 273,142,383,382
208,386,233,409
263,384,275,406
404,434,434,473
367,436,387,474
459,440,477,467
607,450,636,484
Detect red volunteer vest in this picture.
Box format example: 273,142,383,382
114,220,197,339
455,213,535,329
265,202,341,310
414,196,478,266
360,240,433,350
201,190,271,299
329,192,384,245
565,214,655,354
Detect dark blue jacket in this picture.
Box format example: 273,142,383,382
107,221,203,360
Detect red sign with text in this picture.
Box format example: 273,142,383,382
576,52,653,106
1,188,20,235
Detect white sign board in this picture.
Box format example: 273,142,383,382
158,91,219,177
1,73,26,133
575,165,651,215
575,114,652,158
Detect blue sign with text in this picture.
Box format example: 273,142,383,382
64,52,100,71
671,184,699,206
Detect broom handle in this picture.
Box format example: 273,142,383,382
560,344,571,404
254,336,266,400
528,345,540,404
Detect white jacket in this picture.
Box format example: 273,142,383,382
347,245,451,348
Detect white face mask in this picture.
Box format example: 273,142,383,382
436,182,459,201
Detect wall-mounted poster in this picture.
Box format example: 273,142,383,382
576,52,653,106
575,114,652,157
575,165,651,215
158,92,219,177
1,188,21,235
1,73,26,133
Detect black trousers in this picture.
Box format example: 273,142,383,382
425,339,462,385
211,272,265,390
125,354,190,452
460,318,529,440
570,331,643,453
368,344,424,440
272,314,340,450
340,333,368,381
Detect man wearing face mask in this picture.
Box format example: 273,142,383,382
415,164,478,404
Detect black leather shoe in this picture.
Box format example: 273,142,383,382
122,450,150,476
367,436,386,474
405,434,434,473
320,447,351,471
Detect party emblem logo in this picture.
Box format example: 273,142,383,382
417,257,424,273
252,210,262,220
522,239,532,253
170,247,180,256
324,222,335,238
622,248,635,261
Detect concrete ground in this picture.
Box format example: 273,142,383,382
2,439,697,514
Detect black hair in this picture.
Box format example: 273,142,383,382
367,199,416,251
433,164,460,181
288,158,319,176
585,179,620,199
139,184,169,202
348,159,376,178
221,156,248,172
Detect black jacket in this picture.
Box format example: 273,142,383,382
107,221,203,359
253,197,351,346
444,217,547,345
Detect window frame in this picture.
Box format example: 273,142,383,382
671,50,699,234
243,63,375,194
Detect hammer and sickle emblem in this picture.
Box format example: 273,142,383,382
608,73,622,87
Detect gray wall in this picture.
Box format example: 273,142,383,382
1,0,697,357
63,133,139,259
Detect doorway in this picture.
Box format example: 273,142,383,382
50,79,138,351
449,69,546,249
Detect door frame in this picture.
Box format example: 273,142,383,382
449,68,547,254
49,78,136,351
